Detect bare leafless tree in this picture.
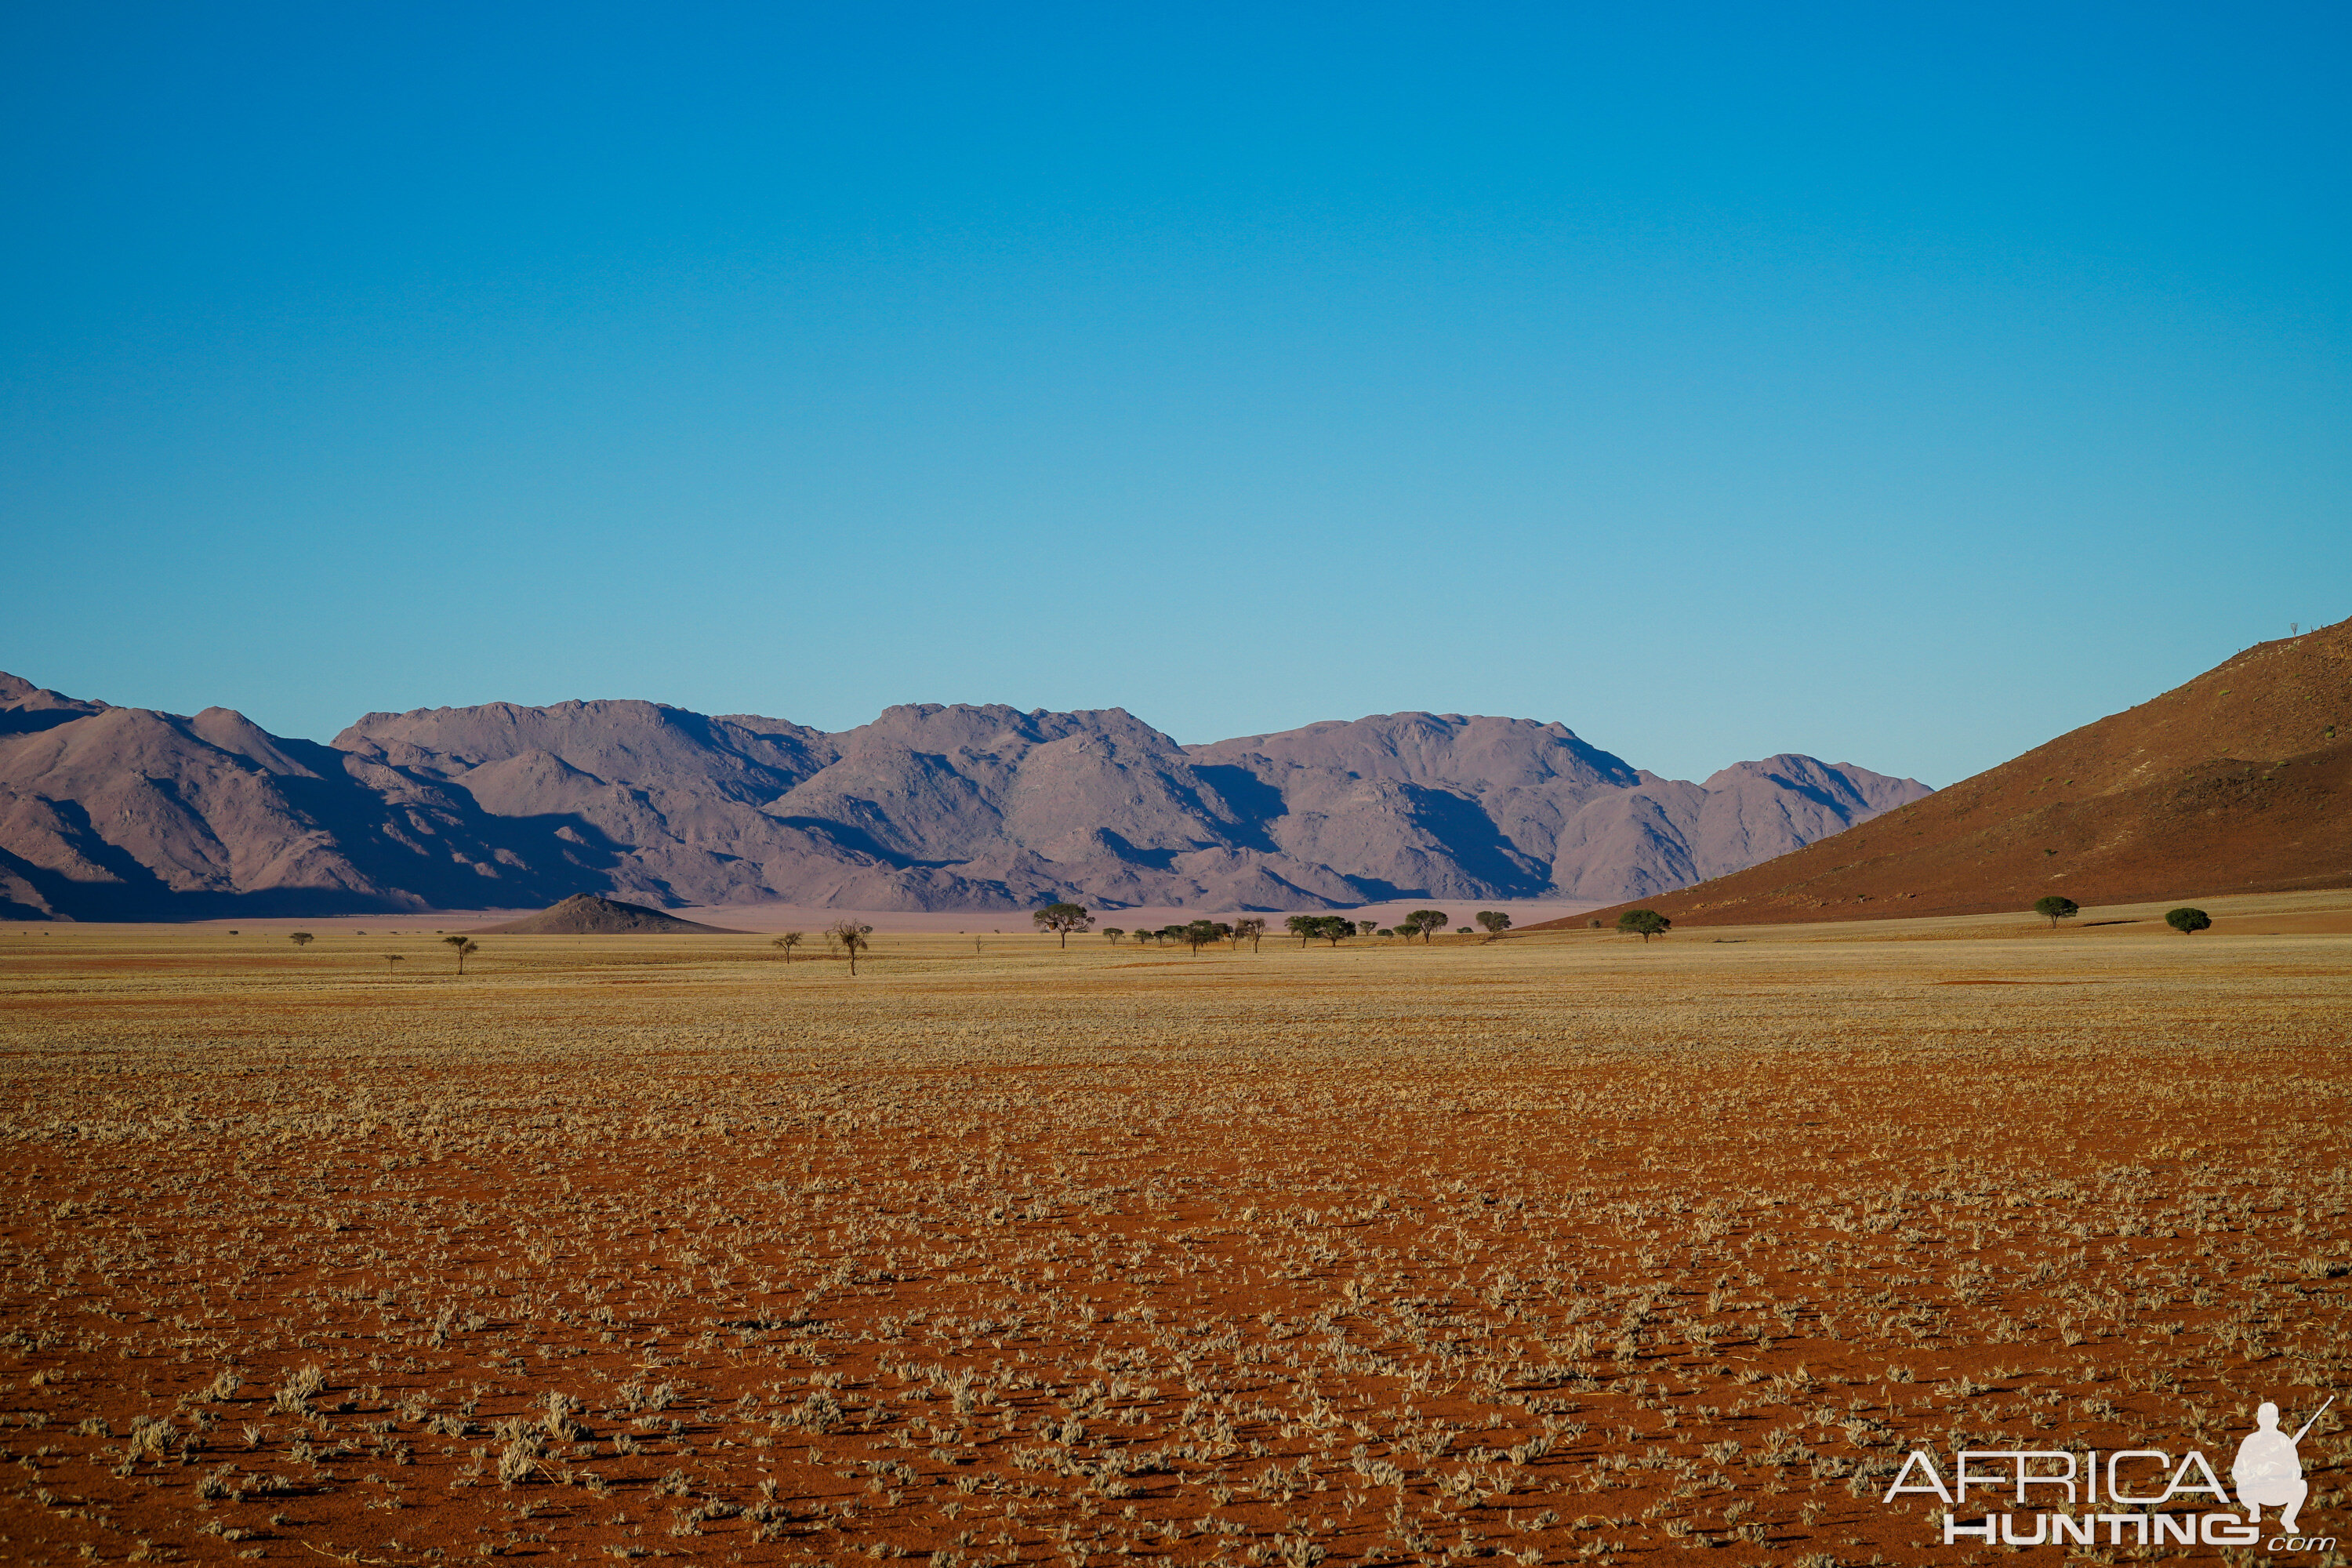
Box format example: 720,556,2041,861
826,920,873,975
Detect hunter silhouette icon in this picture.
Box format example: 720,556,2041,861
2235,1397,2331,1533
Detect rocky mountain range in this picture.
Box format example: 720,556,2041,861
0,672,1929,920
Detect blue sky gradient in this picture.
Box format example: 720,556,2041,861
4,2,2345,785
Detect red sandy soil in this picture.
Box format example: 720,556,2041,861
1534,619,2352,931
2,921,2348,1565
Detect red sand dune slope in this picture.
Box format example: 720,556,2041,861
1527,617,2352,928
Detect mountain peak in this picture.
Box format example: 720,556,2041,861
0,672,107,713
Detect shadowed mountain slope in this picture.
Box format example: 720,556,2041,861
0,688,626,922
1526,618,2352,931
1189,717,1929,901
0,677,1928,920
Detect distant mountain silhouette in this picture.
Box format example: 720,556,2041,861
0,677,1928,920
1530,615,2352,929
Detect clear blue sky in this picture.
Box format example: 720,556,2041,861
4,2,2345,786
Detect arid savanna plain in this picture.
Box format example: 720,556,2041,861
3,891,2346,1566
9,3,2349,1564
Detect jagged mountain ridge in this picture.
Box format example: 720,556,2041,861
0,675,1930,920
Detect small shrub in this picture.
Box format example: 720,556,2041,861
497,1440,540,1487
271,1366,325,1416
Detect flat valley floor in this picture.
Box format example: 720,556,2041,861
2,891,2349,1566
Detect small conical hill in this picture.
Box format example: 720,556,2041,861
470,895,742,935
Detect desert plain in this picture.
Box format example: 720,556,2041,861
2,891,2348,1566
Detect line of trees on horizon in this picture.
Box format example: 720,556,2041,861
1099,918,1269,953
1025,902,1533,951
1016,894,2235,950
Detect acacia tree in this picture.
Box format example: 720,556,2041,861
1181,920,1223,954
2032,896,2080,929
1311,915,1353,947
288,932,314,949
1285,915,1319,947
772,931,805,963
2165,906,2212,935
1032,902,1094,947
1102,927,1126,945
826,920,873,974
1232,917,1265,953
1475,910,1512,941
1616,909,1670,942
1404,909,1449,945
442,935,479,973
383,953,404,975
